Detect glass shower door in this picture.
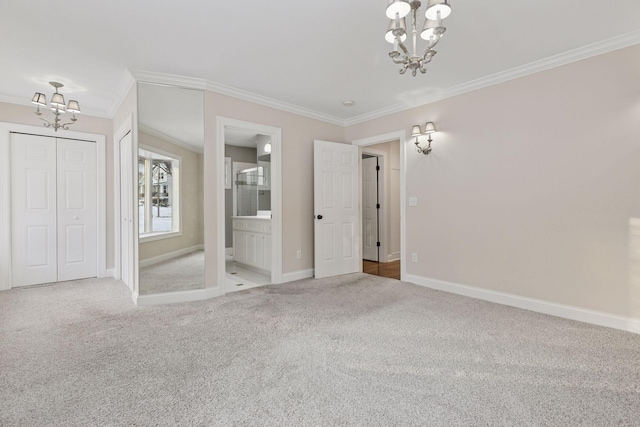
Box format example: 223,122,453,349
236,168,258,216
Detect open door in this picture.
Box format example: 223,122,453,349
362,155,379,262
313,140,360,279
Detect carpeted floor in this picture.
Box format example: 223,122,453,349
1,273,639,426
139,250,205,294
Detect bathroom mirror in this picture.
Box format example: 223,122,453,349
137,82,205,294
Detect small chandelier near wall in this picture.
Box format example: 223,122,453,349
412,121,436,155
385,0,452,76
31,81,81,132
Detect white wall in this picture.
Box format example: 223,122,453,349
346,44,640,321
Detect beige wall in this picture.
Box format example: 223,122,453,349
138,130,204,261
204,92,346,287
0,101,115,270
346,44,640,319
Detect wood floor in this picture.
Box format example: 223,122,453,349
362,259,401,280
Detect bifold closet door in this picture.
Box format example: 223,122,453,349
56,138,97,282
11,134,97,287
11,133,58,287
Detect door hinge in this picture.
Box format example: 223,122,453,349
376,242,381,247
376,203,380,209
376,165,380,171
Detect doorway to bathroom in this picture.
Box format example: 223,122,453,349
224,130,271,290
216,118,282,294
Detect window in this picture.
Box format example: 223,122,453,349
138,147,180,239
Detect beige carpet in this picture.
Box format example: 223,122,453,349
1,273,639,426
139,250,205,294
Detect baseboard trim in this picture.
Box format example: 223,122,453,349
280,268,314,283
134,286,221,307
405,274,640,335
139,244,204,268
387,252,401,262
104,268,115,278
225,247,233,256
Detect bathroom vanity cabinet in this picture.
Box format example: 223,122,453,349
232,216,272,274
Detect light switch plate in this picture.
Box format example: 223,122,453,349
409,197,418,207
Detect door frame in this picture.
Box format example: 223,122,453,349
361,148,387,264
216,117,283,293
0,122,107,291
114,114,137,293
352,130,406,281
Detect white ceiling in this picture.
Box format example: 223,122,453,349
1,0,640,123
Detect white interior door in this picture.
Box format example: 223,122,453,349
362,156,379,262
119,132,133,289
10,133,57,287
57,139,97,282
313,140,360,279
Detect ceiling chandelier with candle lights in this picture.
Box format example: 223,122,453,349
385,0,452,76
31,81,81,132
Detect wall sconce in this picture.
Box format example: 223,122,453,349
412,121,436,155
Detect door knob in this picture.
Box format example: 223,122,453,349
316,215,323,220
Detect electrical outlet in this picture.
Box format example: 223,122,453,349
411,253,418,263
296,250,302,259
409,197,418,207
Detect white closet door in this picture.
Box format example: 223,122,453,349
11,133,58,287
57,138,97,282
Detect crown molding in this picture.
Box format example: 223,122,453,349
138,123,204,154
129,69,207,90
344,29,640,126
204,79,346,127
4,30,637,126
128,69,346,126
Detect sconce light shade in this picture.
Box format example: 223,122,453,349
385,17,407,43
425,0,452,20
67,100,81,113
386,0,411,19
264,142,272,153
413,121,436,155
424,122,436,134
31,92,47,106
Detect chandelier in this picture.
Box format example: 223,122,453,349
31,81,81,132
385,0,452,76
